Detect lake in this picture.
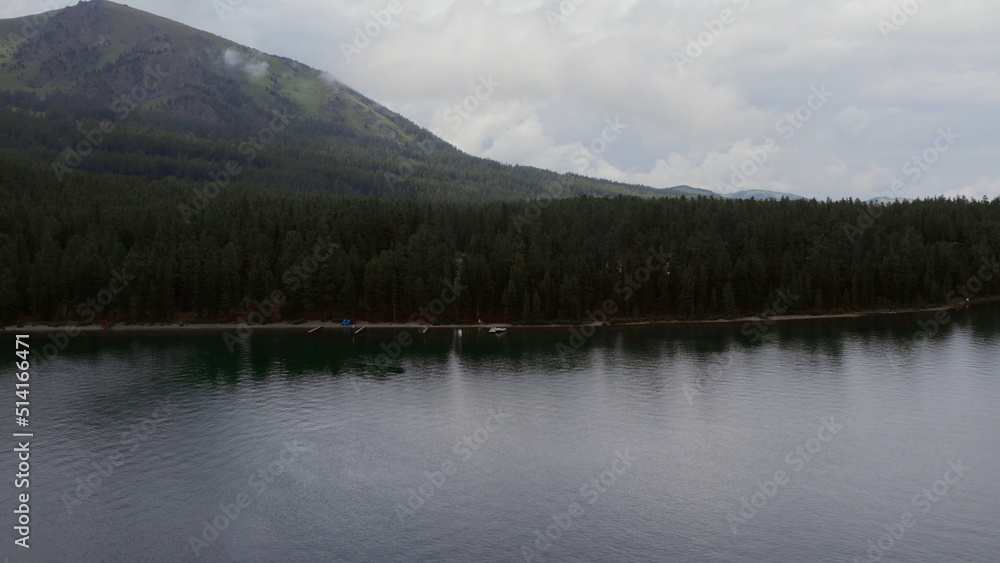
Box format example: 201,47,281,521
2,305,999,562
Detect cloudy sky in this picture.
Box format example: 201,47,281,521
5,0,1000,200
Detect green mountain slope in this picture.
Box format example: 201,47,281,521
0,0,703,200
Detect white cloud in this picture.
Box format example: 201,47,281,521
944,178,1000,201
222,48,242,68
222,47,269,79
4,0,998,200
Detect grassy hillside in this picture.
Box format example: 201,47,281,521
0,0,705,201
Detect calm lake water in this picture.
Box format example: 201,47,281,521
2,305,999,562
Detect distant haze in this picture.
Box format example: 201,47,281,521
4,0,999,201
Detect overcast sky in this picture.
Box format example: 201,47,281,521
5,0,1000,200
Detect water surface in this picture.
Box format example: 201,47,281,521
2,307,999,562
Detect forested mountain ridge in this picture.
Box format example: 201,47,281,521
0,0,703,201
2,155,997,326
2,1,996,328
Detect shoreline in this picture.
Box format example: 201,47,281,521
4,297,997,334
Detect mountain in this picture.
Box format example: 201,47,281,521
0,0,704,201
3,3,996,329
661,185,720,198
724,190,805,201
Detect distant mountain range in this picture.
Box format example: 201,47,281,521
0,0,811,201
724,189,805,201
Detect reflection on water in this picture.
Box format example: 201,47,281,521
2,304,999,562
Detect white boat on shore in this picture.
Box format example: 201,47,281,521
488,327,507,334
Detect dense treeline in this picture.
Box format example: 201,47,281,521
1,156,998,325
